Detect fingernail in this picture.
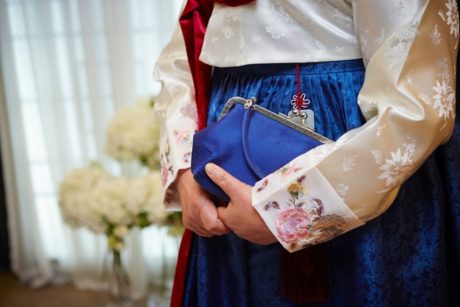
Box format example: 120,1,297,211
205,163,217,176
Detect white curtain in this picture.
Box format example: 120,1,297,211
0,0,183,300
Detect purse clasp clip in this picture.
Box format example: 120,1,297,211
244,97,257,109
281,109,315,131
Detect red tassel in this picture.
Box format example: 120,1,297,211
280,244,329,304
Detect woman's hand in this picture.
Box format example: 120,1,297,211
176,168,230,237
205,163,278,245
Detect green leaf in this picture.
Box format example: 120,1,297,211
136,212,150,228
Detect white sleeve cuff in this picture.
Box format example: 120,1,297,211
252,166,364,252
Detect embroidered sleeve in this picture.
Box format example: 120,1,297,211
154,24,198,210
252,0,459,252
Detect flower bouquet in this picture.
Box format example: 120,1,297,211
58,96,183,306
105,97,160,169
59,165,168,306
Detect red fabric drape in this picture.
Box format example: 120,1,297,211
214,0,255,6
179,0,214,131
170,229,193,307
170,1,214,306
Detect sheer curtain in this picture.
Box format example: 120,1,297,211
0,0,183,299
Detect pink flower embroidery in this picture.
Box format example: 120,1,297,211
183,152,192,164
180,103,198,121
276,207,313,244
174,130,192,144
161,165,169,185
278,163,302,177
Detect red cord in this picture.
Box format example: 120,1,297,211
295,64,302,110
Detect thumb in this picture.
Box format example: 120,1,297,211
217,206,230,224
205,163,244,199
199,203,230,235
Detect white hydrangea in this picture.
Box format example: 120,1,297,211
88,177,131,226
105,97,160,169
59,166,167,237
141,172,167,223
126,171,167,224
59,97,180,250
59,165,111,233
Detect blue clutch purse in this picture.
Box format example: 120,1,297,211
191,97,332,204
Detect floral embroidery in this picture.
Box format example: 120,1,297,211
287,175,306,206
180,103,198,121
359,28,385,64
287,181,304,198
335,46,345,54
384,20,418,72
183,152,191,164
266,177,346,249
419,58,455,128
264,201,280,211
276,208,312,244
342,155,357,172
307,214,346,243
277,163,302,177
161,164,173,186
263,0,293,23
259,0,292,40
438,0,459,39
430,24,442,46
256,178,269,193
376,124,386,137
371,149,383,164
160,140,174,186
219,12,242,42
221,25,234,39
436,57,451,80
391,0,407,19
274,196,346,249
314,40,326,53
173,130,192,144
265,25,284,40
374,137,417,193
335,184,349,199
432,79,455,120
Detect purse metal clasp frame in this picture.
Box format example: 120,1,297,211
242,97,313,130
282,109,315,130
243,97,257,109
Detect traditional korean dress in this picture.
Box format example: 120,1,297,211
154,1,460,306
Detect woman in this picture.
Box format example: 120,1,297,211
154,0,460,306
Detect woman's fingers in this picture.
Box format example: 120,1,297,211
177,168,229,237
205,163,245,200
181,213,212,237
199,202,230,235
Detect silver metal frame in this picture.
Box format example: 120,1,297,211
219,96,332,144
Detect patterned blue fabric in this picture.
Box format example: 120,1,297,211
182,59,460,306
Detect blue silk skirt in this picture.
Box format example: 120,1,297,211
182,59,460,306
